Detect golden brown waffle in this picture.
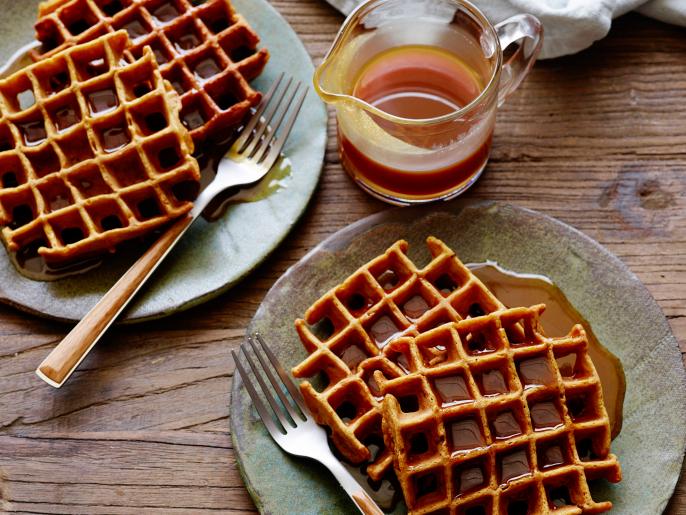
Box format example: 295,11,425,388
32,0,268,143
292,237,510,479
378,306,621,514
0,31,200,265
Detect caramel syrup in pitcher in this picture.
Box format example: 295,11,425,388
340,45,493,201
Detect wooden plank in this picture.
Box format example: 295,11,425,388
0,1,684,512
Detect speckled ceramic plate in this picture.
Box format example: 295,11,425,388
231,201,686,514
0,0,326,322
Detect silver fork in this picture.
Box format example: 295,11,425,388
233,334,384,515
36,74,307,388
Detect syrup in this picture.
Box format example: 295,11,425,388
392,351,412,375
455,462,486,494
175,33,201,52
194,57,220,80
86,57,108,77
341,461,401,512
369,315,403,348
122,19,149,41
469,262,626,438
529,401,563,431
18,119,47,146
346,293,373,314
152,3,179,24
517,356,555,388
539,443,566,469
377,269,399,291
88,88,118,115
340,133,492,200
491,411,521,439
54,105,80,132
432,374,471,406
337,343,369,370
447,418,484,452
10,242,101,281
153,46,169,64
402,295,430,320
101,126,130,152
181,108,205,130
477,368,508,396
499,448,530,484
340,45,492,202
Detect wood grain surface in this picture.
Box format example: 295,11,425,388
1,1,685,513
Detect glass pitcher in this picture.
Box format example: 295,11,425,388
314,0,543,205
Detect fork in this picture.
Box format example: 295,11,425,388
36,74,307,388
233,334,384,515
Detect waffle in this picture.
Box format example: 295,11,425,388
292,237,512,479
377,306,621,514
32,0,269,143
0,30,200,265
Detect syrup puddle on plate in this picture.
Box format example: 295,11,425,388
469,261,626,439
197,125,293,221
9,246,102,281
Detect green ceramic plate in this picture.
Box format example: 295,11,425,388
231,201,686,514
0,0,327,322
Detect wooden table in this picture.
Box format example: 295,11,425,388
1,1,684,513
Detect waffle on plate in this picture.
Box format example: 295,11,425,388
378,306,621,514
292,238,622,513
0,30,200,265
292,237,511,479
32,0,269,143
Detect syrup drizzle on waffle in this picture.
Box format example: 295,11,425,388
292,237,510,480
292,239,622,513
378,307,621,514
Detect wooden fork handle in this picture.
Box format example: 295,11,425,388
36,214,195,388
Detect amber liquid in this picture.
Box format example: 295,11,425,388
341,46,492,202
470,263,626,439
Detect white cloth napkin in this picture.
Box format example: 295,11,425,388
323,0,686,59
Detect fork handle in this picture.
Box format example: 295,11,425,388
321,455,385,515
36,213,195,388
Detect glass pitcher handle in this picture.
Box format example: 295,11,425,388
495,14,544,107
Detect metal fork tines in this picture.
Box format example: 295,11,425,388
233,73,306,167
233,334,384,515
194,73,307,209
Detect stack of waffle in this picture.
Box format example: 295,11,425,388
0,0,267,267
292,237,621,514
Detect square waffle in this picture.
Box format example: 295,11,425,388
377,306,621,514
0,30,200,265
32,0,269,143
292,237,511,479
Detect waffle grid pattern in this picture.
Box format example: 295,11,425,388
0,31,200,263
292,237,509,479
33,0,268,142
378,306,621,514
